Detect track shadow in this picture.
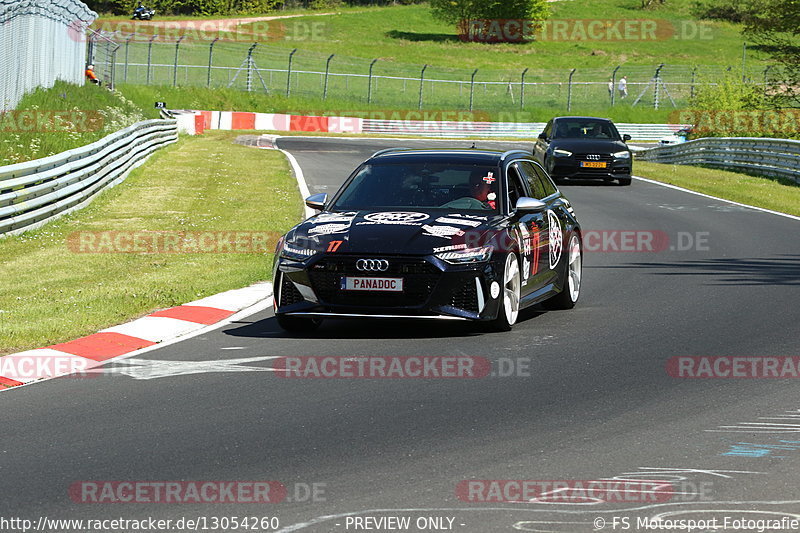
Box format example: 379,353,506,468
599,254,800,286
385,30,461,43
222,307,545,340
555,178,625,187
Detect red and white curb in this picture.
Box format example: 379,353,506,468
0,282,273,391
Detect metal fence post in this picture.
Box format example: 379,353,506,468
146,34,157,85
246,43,258,92
367,58,378,104
611,65,620,106
419,64,428,110
654,63,664,110
469,69,478,112
124,34,133,83
323,53,334,100
207,38,219,88
567,68,576,111
742,42,747,83
286,48,297,97
763,65,773,96
109,46,117,90
520,68,528,110
173,35,184,87
690,66,697,100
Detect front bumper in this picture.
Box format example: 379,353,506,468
549,155,631,180
274,254,505,321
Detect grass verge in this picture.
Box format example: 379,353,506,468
1,82,147,165
635,161,800,216
0,131,302,355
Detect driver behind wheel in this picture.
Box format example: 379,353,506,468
468,169,497,209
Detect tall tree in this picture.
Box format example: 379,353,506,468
743,0,800,106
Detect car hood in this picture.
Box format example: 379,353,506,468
286,210,504,256
550,138,629,153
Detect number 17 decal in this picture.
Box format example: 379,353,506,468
327,240,343,253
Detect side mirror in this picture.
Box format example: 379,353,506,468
515,197,546,213
623,134,632,142
538,132,547,140
305,193,328,211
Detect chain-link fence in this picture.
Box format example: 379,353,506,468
88,29,120,89
111,35,775,112
0,0,97,111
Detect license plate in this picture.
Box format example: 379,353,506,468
340,277,404,292
580,161,607,168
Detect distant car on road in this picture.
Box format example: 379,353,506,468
533,116,633,186
659,125,693,146
272,148,583,333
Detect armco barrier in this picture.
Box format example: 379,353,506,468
172,110,684,141
636,137,800,183
0,119,178,236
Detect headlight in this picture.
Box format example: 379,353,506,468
553,149,573,157
613,150,631,159
280,242,316,261
435,246,493,264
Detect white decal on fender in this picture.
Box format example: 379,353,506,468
547,209,563,270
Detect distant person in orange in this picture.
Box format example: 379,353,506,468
85,64,100,85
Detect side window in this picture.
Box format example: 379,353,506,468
542,120,552,139
532,163,558,197
519,162,546,199
506,164,527,210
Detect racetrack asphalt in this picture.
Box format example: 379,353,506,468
1,137,799,533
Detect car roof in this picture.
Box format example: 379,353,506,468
368,148,529,165
554,116,613,123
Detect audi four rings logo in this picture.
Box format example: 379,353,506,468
586,154,601,160
356,259,390,271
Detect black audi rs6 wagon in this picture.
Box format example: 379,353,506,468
272,148,583,332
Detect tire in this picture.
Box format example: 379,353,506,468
488,253,521,332
276,314,322,334
543,233,582,310
618,177,632,186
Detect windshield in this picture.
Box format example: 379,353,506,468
331,162,500,212
553,119,620,140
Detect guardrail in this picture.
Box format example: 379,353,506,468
636,137,800,183
0,119,178,236
362,120,683,140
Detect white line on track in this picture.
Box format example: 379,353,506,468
633,175,800,222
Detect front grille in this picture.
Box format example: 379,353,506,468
280,274,304,306
308,256,441,307
574,153,613,162
450,280,479,313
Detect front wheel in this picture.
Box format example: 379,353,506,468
488,253,521,332
543,233,582,310
618,177,632,186
276,314,322,334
